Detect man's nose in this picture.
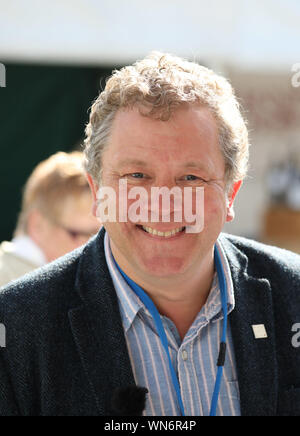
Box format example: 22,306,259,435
146,183,184,223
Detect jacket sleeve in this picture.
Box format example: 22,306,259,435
0,286,29,416
0,351,20,416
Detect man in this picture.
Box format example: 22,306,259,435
0,52,299,416
0,151,100,287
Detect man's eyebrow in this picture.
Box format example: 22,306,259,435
117,159,211,172
181,161,211,172
117,158,149,168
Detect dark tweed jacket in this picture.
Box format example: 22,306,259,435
0,228,300,416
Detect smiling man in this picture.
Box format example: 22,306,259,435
88,104,238,342
0,52,299,416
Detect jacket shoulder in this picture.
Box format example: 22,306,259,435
220,232,300,282
0,244,85,324
0,242,38,287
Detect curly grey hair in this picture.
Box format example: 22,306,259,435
84,52,249,192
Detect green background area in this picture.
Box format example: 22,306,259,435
0,63,115,241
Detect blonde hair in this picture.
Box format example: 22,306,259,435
84,52,249,191
15,151,90,236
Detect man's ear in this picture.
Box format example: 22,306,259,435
86,174,99,217
226,180,243,223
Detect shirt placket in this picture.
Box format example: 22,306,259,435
176,290,223,416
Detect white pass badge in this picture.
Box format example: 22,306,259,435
252,324,268,339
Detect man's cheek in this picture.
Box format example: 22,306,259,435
204,196,226,224
182,188,204,233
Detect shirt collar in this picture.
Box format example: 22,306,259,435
215,236,235,312
104,232,235,333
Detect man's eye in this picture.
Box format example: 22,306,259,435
130,173,145,179
181,175,208,184
184,175,199,181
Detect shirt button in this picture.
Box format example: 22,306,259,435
182,350,188,361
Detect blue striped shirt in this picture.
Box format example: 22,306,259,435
104,233,241,416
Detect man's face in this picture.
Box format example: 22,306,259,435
92,105,237,279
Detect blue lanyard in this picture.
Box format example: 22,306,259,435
114,244,228,417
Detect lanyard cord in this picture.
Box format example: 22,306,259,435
209,244,228,416
114,244,228,417
117,274,186,416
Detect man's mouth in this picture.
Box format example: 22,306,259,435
137,225,186,238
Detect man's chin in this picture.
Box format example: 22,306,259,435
138,256,189,279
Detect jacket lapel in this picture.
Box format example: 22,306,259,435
220,235,278,416
68,228,136,415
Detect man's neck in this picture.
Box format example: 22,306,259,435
147,261,215,340
154,291,212,341
112,244,215,340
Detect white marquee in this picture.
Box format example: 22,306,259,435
0,0,299,71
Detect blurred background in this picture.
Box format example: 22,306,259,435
0,0,300,253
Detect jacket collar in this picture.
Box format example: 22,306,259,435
219,234,278,416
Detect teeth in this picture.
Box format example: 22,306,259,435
142,226,184,237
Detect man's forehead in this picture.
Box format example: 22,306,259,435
111,104,217,134
103,105,223,175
